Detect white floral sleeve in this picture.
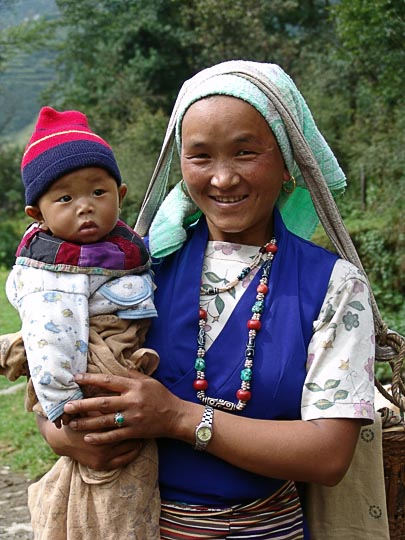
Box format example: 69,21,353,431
301,259,375,423
6,265,90,422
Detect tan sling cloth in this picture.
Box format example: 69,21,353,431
0,315,161,540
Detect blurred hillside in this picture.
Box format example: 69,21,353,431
0,0,58,141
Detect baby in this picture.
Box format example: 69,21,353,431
2,107,160,539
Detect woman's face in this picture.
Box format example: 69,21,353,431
181,96,288,245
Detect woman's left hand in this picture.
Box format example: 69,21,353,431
64,370,186,444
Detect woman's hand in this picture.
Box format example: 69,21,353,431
36,411,144,470
63,370,190,445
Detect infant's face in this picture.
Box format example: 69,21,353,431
32,167,127,244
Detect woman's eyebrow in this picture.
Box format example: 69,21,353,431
234,134,261,144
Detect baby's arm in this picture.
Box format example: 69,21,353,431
7,267,90,424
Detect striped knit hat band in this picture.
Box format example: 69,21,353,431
22,107,122,205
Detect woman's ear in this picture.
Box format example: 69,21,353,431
25,205,43,222
283,170,291,181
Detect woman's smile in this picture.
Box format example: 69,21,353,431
210,194,247,204
181,96,287,245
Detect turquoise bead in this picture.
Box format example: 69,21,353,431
195,358,206,370
241,368,252,381
251,300,264,314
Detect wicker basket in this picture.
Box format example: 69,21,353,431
383,429,405,539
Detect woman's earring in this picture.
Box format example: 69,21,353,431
180,179,191,198
282,175,296,194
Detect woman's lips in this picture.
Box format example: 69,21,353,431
210,195,247,203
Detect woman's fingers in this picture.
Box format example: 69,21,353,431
75,372,139,392
83,426,134,445
64,372,147,415
83,439,144,470
64,394,121,415
67,410,128,433
105,441,145,470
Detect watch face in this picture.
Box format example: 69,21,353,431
197,426,212,442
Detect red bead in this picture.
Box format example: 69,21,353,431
247,319,261,331
193,379,208,391
265,243,278,253
236,389,252,401
257,283,268,294
199,308,208,320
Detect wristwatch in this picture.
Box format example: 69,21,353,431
194,405,214,451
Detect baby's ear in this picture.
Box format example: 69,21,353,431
25,205,43,222
118,183,128,205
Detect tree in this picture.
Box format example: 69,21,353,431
332,0,405,106
45,0,197,132
46,0,336,135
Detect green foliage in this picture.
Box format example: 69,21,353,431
45,0,197,132
0,386,57,478
331,0,405,105
0,144,24,212
0,144,26,267
46,0,337,135
111,101,173,224
183,0,332,70
0,222,21,269
0,269,20,333
350,224,405,334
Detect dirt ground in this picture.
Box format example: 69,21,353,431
0,466,33,540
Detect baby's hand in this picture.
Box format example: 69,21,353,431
53,412,77,429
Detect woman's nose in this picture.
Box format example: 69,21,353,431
210,163,240,189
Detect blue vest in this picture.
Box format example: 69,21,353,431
146,209,338,505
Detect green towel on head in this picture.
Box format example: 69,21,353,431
149,182,201,258
141,60,346,257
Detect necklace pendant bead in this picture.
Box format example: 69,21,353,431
252,300,264,314
247,319,261,331
236,389,252,401
257,283,269,294
241,368,252,381
265,243,278,254
238,266,251,280
193,379,208,391
199,308,208,320
195,358,206,370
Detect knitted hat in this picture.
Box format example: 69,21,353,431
21,107,122,205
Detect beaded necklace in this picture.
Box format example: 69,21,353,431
193,239,278,412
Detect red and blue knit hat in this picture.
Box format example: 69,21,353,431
21,107,122,205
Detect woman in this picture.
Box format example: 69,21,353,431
38,61,375,539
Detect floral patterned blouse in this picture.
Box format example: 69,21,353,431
200,241,375,423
